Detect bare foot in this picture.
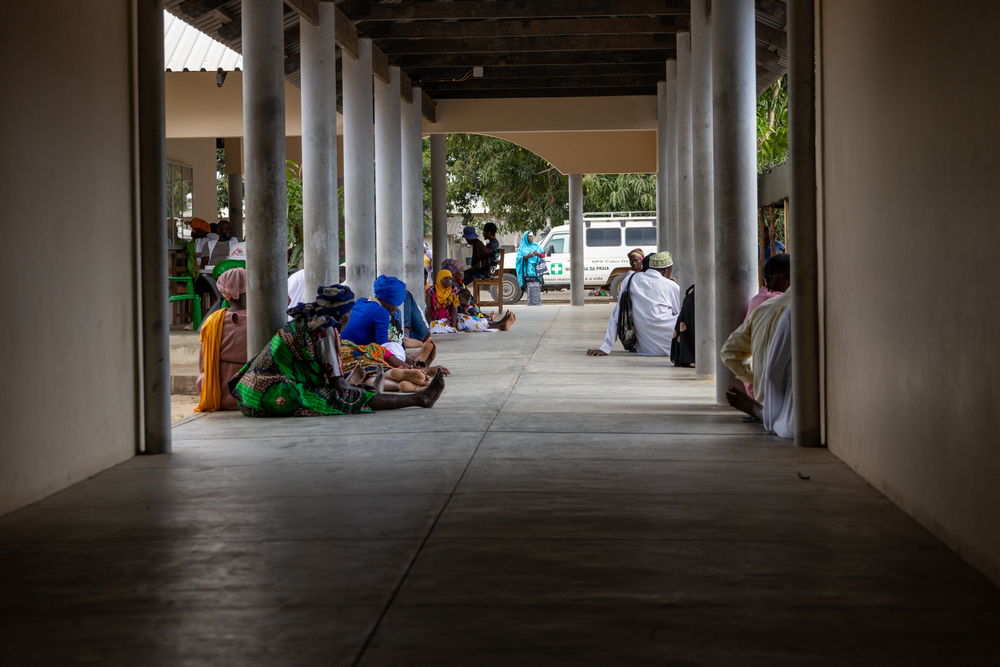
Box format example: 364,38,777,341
415,371,446,407
586,349,608,356
496,312,515,331
725,385,763,421
388,368,428,384
397,380,419,392
425,365,451,377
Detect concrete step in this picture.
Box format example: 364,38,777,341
171,363,199,396
170,331,201,364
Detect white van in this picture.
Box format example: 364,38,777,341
500,212,657,302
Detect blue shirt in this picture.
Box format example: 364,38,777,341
340,298,390,346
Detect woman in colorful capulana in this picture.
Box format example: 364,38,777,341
424,268,502,333
230,284,445,417
515,231,546,306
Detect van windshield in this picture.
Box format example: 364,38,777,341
586,228,621,247
546,234,568,254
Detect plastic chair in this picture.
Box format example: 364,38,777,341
168,275,202,330
211,259,246,310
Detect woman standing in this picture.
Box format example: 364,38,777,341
515,231,546,306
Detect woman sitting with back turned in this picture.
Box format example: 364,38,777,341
195,267,249,412
231,284,444,417
340,275,444,372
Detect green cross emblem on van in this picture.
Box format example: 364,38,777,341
548,262,564,276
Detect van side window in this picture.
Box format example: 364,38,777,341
586,228,621,247
547,234,568,254
625,227,657,246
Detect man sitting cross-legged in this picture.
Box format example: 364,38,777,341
586,251,681,357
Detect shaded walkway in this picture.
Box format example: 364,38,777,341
1,304,998,664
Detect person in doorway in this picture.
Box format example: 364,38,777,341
231,284,445,416
515,231,546,306
587,251,681,357
461,225,492,285
195,267,249,412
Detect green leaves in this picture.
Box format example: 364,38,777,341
583,173,657,212
757,75,789,173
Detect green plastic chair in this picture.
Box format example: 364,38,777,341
168,275,202,330
211,259,246,310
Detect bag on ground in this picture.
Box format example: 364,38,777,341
617,274,639,352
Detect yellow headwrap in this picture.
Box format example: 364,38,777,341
435,269,460,309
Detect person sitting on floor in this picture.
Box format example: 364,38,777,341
425,269,461,333
341,275,442,371
587,251,681,357
723,306,794,438
457,288,515,331
195,267,249,412
747,253,789,318
671,283,696,367
230,285,445,417
719,285,792,416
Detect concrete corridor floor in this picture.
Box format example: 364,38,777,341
1,303,999,665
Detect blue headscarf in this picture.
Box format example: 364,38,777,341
373,274,407,306
515,231,543,288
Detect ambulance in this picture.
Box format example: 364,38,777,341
502,212,658,302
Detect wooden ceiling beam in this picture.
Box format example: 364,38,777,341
377,34,678,55
413,63,666,81
360,16,688,40
333,0,689,21
284,0,319,26
422,74,662,92
393,50,675,68
177,0,229,20
428,87,657,100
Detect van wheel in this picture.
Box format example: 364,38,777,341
493,273,523,303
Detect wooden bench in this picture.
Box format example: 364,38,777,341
471,248,505,316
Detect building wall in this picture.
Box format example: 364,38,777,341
819,0,1000,583
0,0,138,513
167,137,219,223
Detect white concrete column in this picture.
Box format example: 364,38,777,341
656,80,669,250
788,0,822,446
430,134,448,274
666,59,679,256
691,0,716,379
569,174,584,306
375,65,403,277
300,3,339,297
712,0,759,403
242,0,288,355
137,0,169,454
342,37,376,299
676,31,694,289
401,87,425,318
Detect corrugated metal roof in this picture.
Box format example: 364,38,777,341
164,10,242,72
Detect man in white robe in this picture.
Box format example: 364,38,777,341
587,251,681,357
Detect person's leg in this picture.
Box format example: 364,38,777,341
404,291,430,341
368,372,445,409
527,279,541,306
725,385,763,421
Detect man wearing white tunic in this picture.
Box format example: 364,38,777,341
587,251,681,357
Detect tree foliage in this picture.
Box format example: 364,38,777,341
583,173,657,212
757,74,789,173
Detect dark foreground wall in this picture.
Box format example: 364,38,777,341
0,0,138,512
819,0,1000,583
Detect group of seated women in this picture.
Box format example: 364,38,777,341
196,256,520,417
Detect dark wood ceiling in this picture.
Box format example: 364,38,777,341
164,0,787,114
